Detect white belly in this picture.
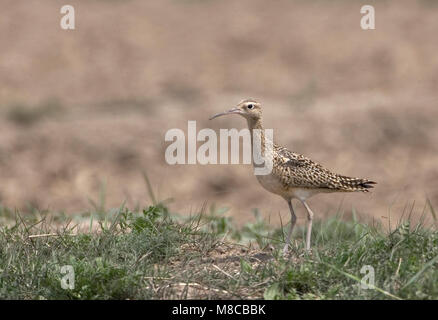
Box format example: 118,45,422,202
255,173,327,200
256,174,287,197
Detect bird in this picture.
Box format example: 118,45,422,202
209,98,376,255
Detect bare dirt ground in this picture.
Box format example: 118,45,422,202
1,0,437,227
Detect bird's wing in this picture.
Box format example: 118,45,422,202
273,146,376,191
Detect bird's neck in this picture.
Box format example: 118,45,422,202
246,117,264,130
246,117,272,155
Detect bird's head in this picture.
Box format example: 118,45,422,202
209,99,262,121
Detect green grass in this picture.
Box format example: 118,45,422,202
0,203,437,300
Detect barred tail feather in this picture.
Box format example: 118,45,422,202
338,176,377,192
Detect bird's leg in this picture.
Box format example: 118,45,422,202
301,200,314,252
283,199,297,256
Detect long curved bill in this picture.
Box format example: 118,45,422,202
209,107,241,120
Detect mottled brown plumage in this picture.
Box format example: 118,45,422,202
210,99,376,254
273,145,376,192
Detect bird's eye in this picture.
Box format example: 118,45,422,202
247,104,254,110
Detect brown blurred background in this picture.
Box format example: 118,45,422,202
1,0,437,227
